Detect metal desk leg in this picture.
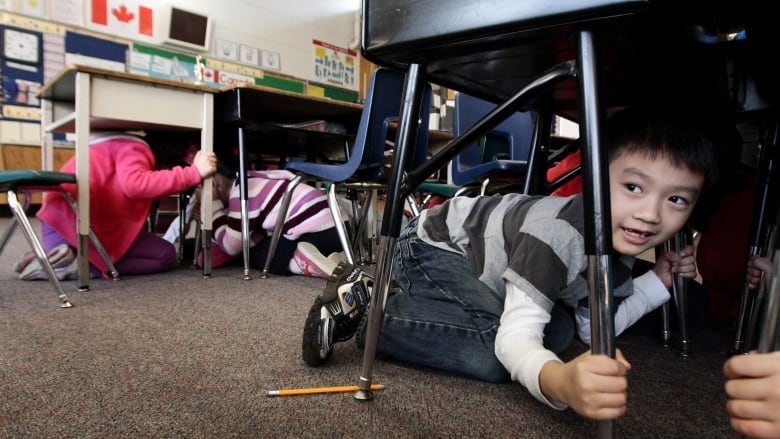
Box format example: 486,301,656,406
734,128,779,353
355,63,426,400
577,30,615,439
237,126,252,280
656,241,672,348
177,192,187,264
666,229,691,357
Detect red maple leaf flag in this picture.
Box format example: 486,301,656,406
89,0,154,39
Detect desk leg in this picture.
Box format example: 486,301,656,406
200,93,214,278
356,63,426,400
75,72,91,291
733,131,779,353
238,126,251,280
578,30,615,439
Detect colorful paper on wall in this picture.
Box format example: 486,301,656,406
312,39,356,90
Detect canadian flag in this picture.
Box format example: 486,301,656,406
89,0,155,39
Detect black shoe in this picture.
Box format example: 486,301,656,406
302,262,373,367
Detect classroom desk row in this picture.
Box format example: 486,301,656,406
35,64,455,287
35,64,368,287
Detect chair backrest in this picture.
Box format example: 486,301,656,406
287,67,431,183
450,92,534,186
354,68,432,182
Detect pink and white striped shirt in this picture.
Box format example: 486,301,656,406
211,169,340,256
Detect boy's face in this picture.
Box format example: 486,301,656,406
609,151,704,256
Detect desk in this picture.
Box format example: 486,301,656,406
354,0,768,421
215,84,364,279
37,65,218,288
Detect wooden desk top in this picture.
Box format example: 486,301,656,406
36,64,219,101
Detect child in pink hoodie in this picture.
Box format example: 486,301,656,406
17,131,216,280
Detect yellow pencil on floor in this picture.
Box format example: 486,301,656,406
265,384,385,397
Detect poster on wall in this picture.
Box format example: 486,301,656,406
86,0,155,42
51,0,85,27
19,0,48,18
312,39,356,89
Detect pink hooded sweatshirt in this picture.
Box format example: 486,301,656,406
36,133,203,275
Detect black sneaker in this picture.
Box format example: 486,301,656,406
302,262,373,367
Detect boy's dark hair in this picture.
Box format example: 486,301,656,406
216,159,238,179
606,100,731,229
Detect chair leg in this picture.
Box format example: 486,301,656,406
406,195,421,218
660,301,672,347
356,190,379,264
0,206,20,253
191,220,202,269
261,175,303,278
177,192,187,264
62,192,119,280
327,183,356,266
745,225,779,351
734,133,780,353
0,191,33,254
7,189,72,308
352,192,370,263
479,178,490,196
658,229,692,357
671,229,691,357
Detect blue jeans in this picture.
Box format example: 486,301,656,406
357,217,574,383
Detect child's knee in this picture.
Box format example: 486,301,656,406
160,242,178,269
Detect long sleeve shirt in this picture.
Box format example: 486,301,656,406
211,169,337,256
36,132,203,275
416,193,671,408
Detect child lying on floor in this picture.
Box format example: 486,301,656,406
302,102,723,420
173,163,348,279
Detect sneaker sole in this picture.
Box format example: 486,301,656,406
301,262,373,367
301,296,334,367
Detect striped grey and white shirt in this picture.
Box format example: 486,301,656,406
416,193,669,408
418,193,635,309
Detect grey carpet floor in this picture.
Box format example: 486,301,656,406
0,216,738,438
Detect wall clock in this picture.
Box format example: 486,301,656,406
2,27,41,65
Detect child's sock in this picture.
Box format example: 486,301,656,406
290,242,339,278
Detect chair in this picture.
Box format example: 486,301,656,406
451,93,536,192
0,170,119,308
415,93,535,209
260,67,432,277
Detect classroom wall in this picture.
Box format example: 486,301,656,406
0,0,362,90
164,0,361,90
0,1,363,148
